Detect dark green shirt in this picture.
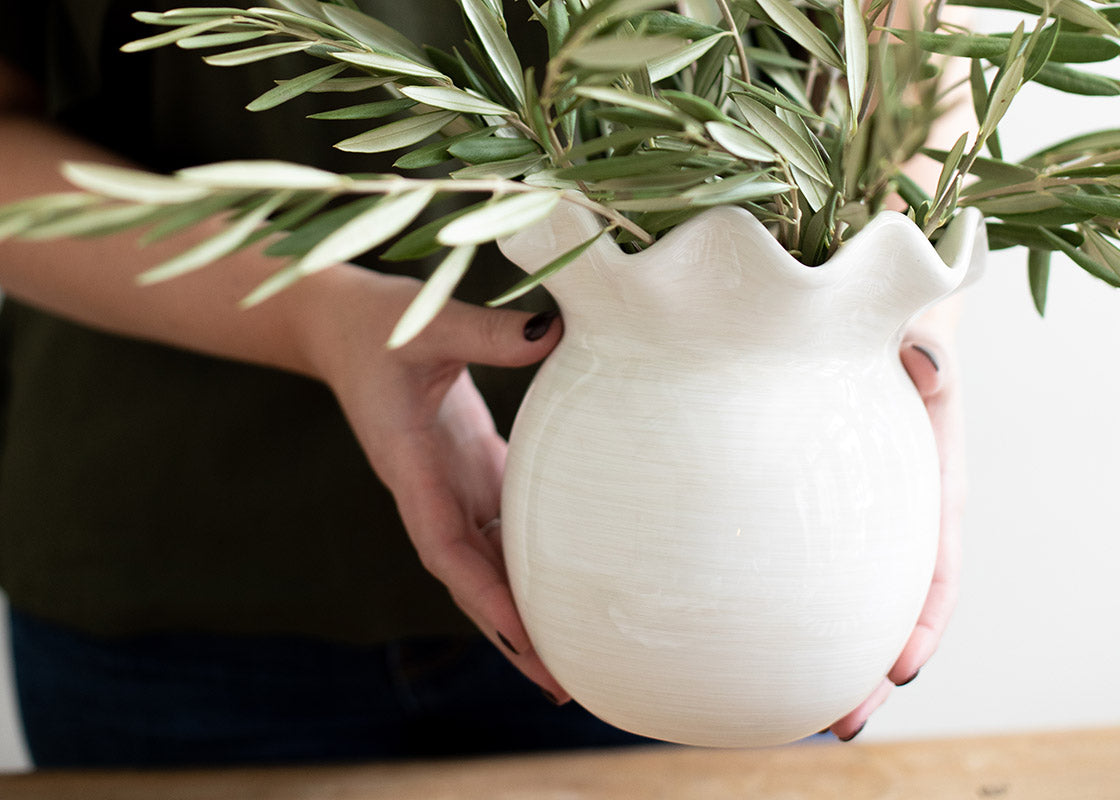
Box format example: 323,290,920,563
0,0,545,643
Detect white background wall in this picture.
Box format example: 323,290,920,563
1,9,1118,773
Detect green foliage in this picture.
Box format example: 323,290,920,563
8,0,1120,341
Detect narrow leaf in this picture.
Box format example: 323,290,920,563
62,162,211,204
177,160,348,190
573,86,689,123
488,230,605,306
398,85,513,116
1079,225,1120,284
19,203,161,240
1058,192,1120,217
121,18,236,52
246,63,347,111
202,41,313,67
1027,248,1051,315
705,121,778,162
647,33,729,83
452,154,546,179
733,96,831,183
936,132,970,201
334,111,460,153
842,0,868,119
265,196,381,257
307,98,418,120
381,202,488,261
1038,227,1120,286
332,51,448,80
980,54,1025,138
448,136,540,163
1030,62,1120,96
437,192,561,246
682,173,793,205
459,0,527,107
567,34,687,71
388,245,478,348
138,192,290,284
176,31,269,49
294,187,436,274
754,0,844,70
321,5,432,63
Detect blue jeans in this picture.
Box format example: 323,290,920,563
8,608,654,768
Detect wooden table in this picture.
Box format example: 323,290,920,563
0,727,1116,799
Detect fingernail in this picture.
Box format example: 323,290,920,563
523,310,559,342
542,689,563,706
497,631,519,655
895,668,920,687
839,723,866,742
911,344,940,372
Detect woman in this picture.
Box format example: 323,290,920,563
0,0,960,766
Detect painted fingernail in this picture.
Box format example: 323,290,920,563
895,668,920,687
911,344,940,372
523,310,559,342
839,723,866,742
542,689,563,706
497,631,519,655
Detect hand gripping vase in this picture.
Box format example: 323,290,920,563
497,200,986,747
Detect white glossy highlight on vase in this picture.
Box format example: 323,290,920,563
498,202,986,747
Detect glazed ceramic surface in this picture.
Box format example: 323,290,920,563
498,202,986,747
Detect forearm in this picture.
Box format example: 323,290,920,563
0,108,369,379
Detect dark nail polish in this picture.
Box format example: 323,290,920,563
895,668,920,687
911,344,940,372
523,310,559,342
497,631,519,655
542,689,562,706
838,723,866,742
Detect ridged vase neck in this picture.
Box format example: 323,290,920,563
498,198,986,354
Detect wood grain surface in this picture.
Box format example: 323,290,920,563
0,727,1116,799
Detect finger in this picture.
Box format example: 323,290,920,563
900,340,943,398
830,678,893,741
889,506,962,685
893,338,966,685
395,479,569,701
410,301,562,368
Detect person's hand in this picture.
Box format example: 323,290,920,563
295,267,569,701
828,311,966,741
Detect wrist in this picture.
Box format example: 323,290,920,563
277,262,417,385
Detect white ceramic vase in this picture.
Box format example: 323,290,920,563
497,201,986,747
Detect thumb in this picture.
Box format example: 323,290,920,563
415,299,562,368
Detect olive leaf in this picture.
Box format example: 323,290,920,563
334,111,461,153
332,51,448,80
203,41,314,67
397,85,514,116
648,33,731,82
733,96,831,184
488,229,607,306
459,0,527,107
842,0,868,121
61,162,212,204
176,161,348,190
388,245,478,348
754,0,844,70
1028,248,1051,314
437,192,562,246
138,192,292,285
291,187,436,275
246,63,348,111
321,4,432,63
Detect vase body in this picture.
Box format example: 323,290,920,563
497,202,985,747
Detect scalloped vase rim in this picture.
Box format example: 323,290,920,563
514,193,984,292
